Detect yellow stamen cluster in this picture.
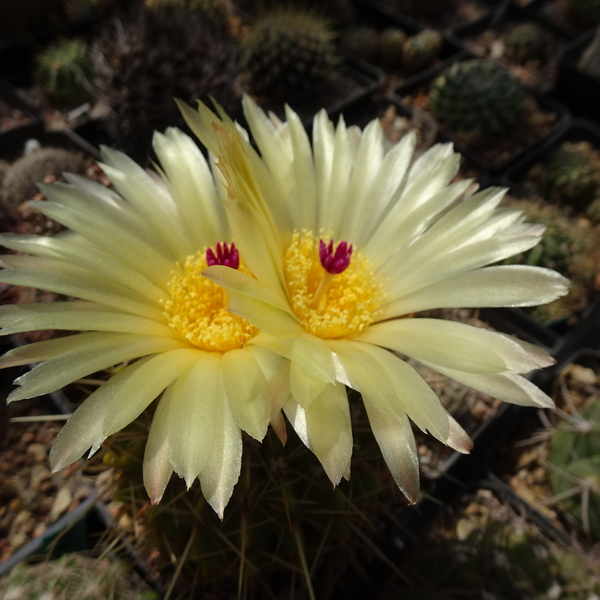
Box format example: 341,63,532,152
162,251,257,352
284,231,383,339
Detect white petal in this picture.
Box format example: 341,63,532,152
199,391,242,519
362,400,419,503
380,265,571,317
50,349,199,472
357,318,553,374
143,388,175,504
8,334,187,402
221,348,270,441
420,360,554,408
304,383,352,485
166,354,221,487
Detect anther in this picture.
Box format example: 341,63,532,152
206,242,239,269
311,239,353,308
319,239,353,274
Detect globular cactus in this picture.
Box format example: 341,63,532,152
95,400,403,597
1,147,86,220
567,0,600,28
549,401,600,538
428,60,526,137
544,141,600,209
94,8,241,161
402,29,443,75
36,38,93,103
379,28,407,70
0,553,158,600
340,26,380,64
504,22,550,64
241,8,339,102
144,0,234,29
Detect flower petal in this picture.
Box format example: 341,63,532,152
50,349,199,472
8,334,188,402
362,400,419,504
357,318,554,374
419,360,554,408
380,265,571,317
303,382,352,485
221,348,270,441
166,353,221,488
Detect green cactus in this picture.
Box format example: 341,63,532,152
544,141,600,209
379,28,407,70
0,553,159,600
549,400,600,538
241,8,339,101
504,22,550,64
402,29,443,75
94,8,240,161
94,397,405,597
1,148,86,220
36,38,93,103
567,0,600,28
340,26,380,64
428,60,526,137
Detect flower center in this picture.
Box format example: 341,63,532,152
162,247,257,352
284,230,383,339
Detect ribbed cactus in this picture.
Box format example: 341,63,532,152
0,553,158,600
241,8,339,101
340,26,380,64
97,399,404,597
36,38,93,103
549,401,600,538
144,0,234,28
402,29,443,75
94,8,240,160
504,22,550,64
544,141,600,209
379,28,407,70
428,60,526,137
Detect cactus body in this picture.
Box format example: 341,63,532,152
340,26,380,64
549,401,600,538
241,9,338,101
505,23,549,64
1,148,86,219
144,0,234,28
0,553,157,600
544,141,600,209
379,28,407,69
94,9,240,160
36,38,93,103
402,29,443,74
428,60,526,137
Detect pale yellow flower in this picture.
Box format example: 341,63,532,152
179,96,569,502
0,128,286,517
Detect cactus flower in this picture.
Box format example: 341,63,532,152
0,129,287,517
179,95,570,503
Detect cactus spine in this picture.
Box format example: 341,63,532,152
428,60,526,137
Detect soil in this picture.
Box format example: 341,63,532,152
0,99,33,134
376,486,600,598
0,393,89,563
461,20,564,92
